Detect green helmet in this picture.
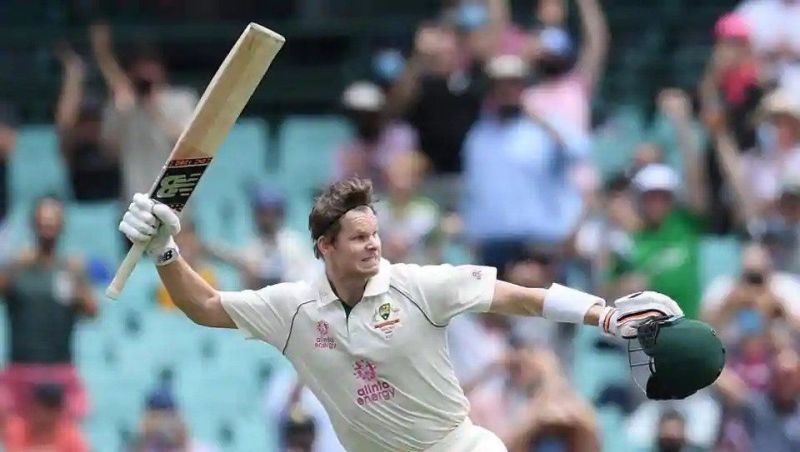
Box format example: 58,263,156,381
628,316,726,400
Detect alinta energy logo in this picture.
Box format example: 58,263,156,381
315,320,336,350
352,359,396,406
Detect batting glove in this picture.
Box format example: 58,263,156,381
598,291,684,338
119,193,181,266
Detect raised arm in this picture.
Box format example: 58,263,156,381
575,0,609,90
658,88,709,214
712,125,761,228
385,25,435,117
54,43,85,133
89,22,134,111
119,193,234,328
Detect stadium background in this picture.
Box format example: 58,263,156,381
2,0,799,451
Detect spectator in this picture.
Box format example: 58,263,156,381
282,405,317,452
466,346,556,439
2,382,88,452
715,344,800,452
702,241,800,335
55,42,121,202
375,150,441,264
653,409,705,452
700,12,763,151
736,0,800,90
129,386,217,452
332,81,417,188
387,22,486,201
0,196,97,420
208,184,316,289
760,172,800,273
89,22,198,202
0,101,18,265
607,89,710,318
491,348,600,452
263,368,345,452
746,90,800,214
441,0,528,59
607,164,707,318
461,54,589,275
156,218,218,310
522,0,609,132
572,174,637,292
712,88,800,233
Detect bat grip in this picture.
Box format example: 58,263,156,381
105,241,148,299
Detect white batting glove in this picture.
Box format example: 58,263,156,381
598,291,684,338
119,193,181,266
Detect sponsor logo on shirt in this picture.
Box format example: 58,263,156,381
373,303,402,338
314,320,336,350
353,360,396,406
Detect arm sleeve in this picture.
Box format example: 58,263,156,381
403,263,497,325
219,283,297,348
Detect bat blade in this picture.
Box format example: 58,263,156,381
106,23,285,299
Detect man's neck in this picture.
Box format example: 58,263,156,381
327,268,369,306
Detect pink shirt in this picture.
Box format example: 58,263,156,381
523,71,591,131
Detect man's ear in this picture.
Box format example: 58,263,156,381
318,235,334,257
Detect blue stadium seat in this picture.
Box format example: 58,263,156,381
190,119,269,247
698,235,742,291
275,116,350,232
9,125,70,207
590,105,647,178
62,201,124,276
276,115,350,191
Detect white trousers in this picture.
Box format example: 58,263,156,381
426,418,507,452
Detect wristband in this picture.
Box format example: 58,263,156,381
543,283,605,324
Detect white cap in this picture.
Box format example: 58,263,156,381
485,54,529,80
341,81,385,112
633,164,680,193
758,88,800,122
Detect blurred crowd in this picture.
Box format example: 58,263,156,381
2,0,800,451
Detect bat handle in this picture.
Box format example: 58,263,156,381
105,241,148,299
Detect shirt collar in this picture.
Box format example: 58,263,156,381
315,258,392,306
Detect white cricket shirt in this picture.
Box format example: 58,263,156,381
219,258,497,452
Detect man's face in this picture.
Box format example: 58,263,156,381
256,206,283,235
34,199,64,245
640,190,674,225
322,208,381,278
491,78,525,109
657,417,686,452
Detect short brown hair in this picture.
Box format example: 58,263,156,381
309,177,375,258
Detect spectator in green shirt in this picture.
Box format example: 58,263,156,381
607,89,710,319
609,163,707,319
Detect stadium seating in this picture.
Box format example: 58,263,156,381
275,115,351,232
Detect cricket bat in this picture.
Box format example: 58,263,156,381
105,23,285,299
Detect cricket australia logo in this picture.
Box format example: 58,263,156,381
352,360,395,406
373,302,402,338
314,320,336,350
